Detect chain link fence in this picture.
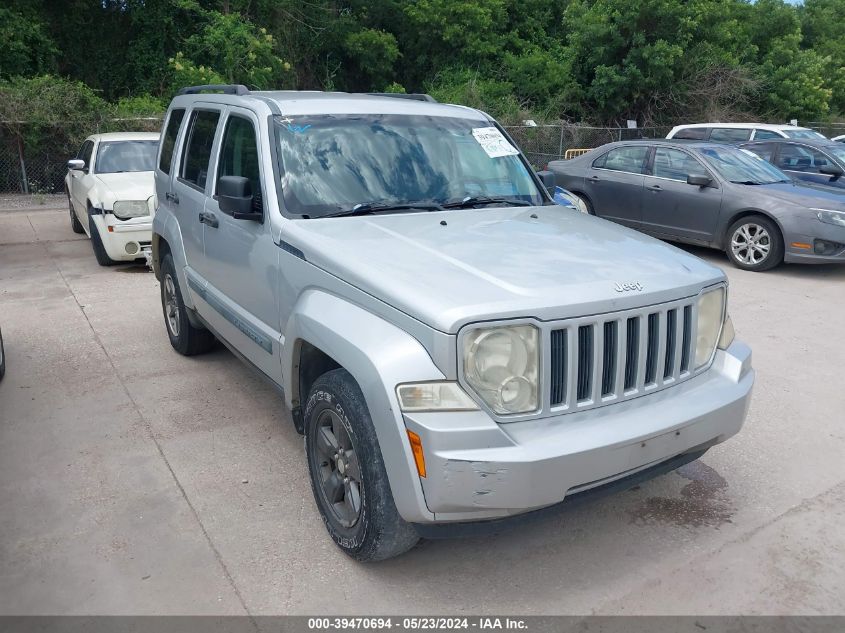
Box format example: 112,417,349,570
503,124,673,168
0,117,163,195
804,121,845,139
0,119,675,195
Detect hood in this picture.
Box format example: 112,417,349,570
283,206,724,333
751,181,845,211
95,171,155,204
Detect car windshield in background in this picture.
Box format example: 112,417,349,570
699,146,789,184
827,146,845,163
783,129,827,140
274,114,544,217
96,140,158,174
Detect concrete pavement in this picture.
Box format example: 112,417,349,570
1,204,844,615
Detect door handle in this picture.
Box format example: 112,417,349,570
646,184,662,192
199,211,219,228
588,175,600,183
166,192,180,205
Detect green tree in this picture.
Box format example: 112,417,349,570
179,11,291,89
0,7,57,78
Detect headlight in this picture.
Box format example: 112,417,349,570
718,314,735,350
112,200,150,219
396,382,478,412
695,287,726,368
462,324,539,415
814,209,845,227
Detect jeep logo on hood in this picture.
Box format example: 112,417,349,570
615,281,644,293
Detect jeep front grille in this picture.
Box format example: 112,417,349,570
547,297,697,413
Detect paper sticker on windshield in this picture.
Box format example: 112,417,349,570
472,127,519,158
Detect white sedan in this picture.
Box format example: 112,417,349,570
65,132,159,265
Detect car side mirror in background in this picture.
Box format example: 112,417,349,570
537,170,556,192
67,159,85,171
217,175,262,221
820,164,844,179
687,174,713,187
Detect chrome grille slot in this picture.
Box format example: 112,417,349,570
576,325,593,401
645,313,659,385
544,295,700,416
664,308,677,379
681,305,692,372
601,321,617,396
624,317,639,391
550,329,567,406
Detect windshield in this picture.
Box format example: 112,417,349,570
274,114,544,217
96,140,158,174
827,146,845,164
699,146,789,184
783,129,827,140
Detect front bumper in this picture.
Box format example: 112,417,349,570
93,215,153,262
402,340,753,524
781,215,845,264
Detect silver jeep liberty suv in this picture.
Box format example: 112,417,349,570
151,85,754,561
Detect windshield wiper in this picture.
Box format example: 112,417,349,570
322,201,445,218
731,180,762,185
441,196,532,209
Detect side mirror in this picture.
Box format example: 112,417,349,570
217,175,262,221
820,164,843,179
537,169,556,192
67,159,85,171
687,174,713,187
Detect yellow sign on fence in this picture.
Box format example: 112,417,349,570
564,148,591,159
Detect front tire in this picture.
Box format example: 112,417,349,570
68,195,84,234
88,210,118,266
725,215,783,272
304,369,419,561
159,253,215,356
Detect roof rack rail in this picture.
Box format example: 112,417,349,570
177,84,250,96
366,93,437,103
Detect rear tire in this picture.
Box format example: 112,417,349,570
68,195,84,234
304,369,419,561
88,209,119,266
725,215,783,272
159,253,215,356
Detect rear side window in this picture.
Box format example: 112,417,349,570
710,128,751,142
673,127,708,140
753,129,782,140
159,109,185,174
180,110,221,189
593,146,649,174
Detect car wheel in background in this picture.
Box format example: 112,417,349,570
304,368,419,561
87,208,119,266
68,195,84,234
159,253,215,356
574,193,594,215
725,215,784,272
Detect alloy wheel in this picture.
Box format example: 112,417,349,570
731,223,771,266
163,274,180,337
313,408,363,528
